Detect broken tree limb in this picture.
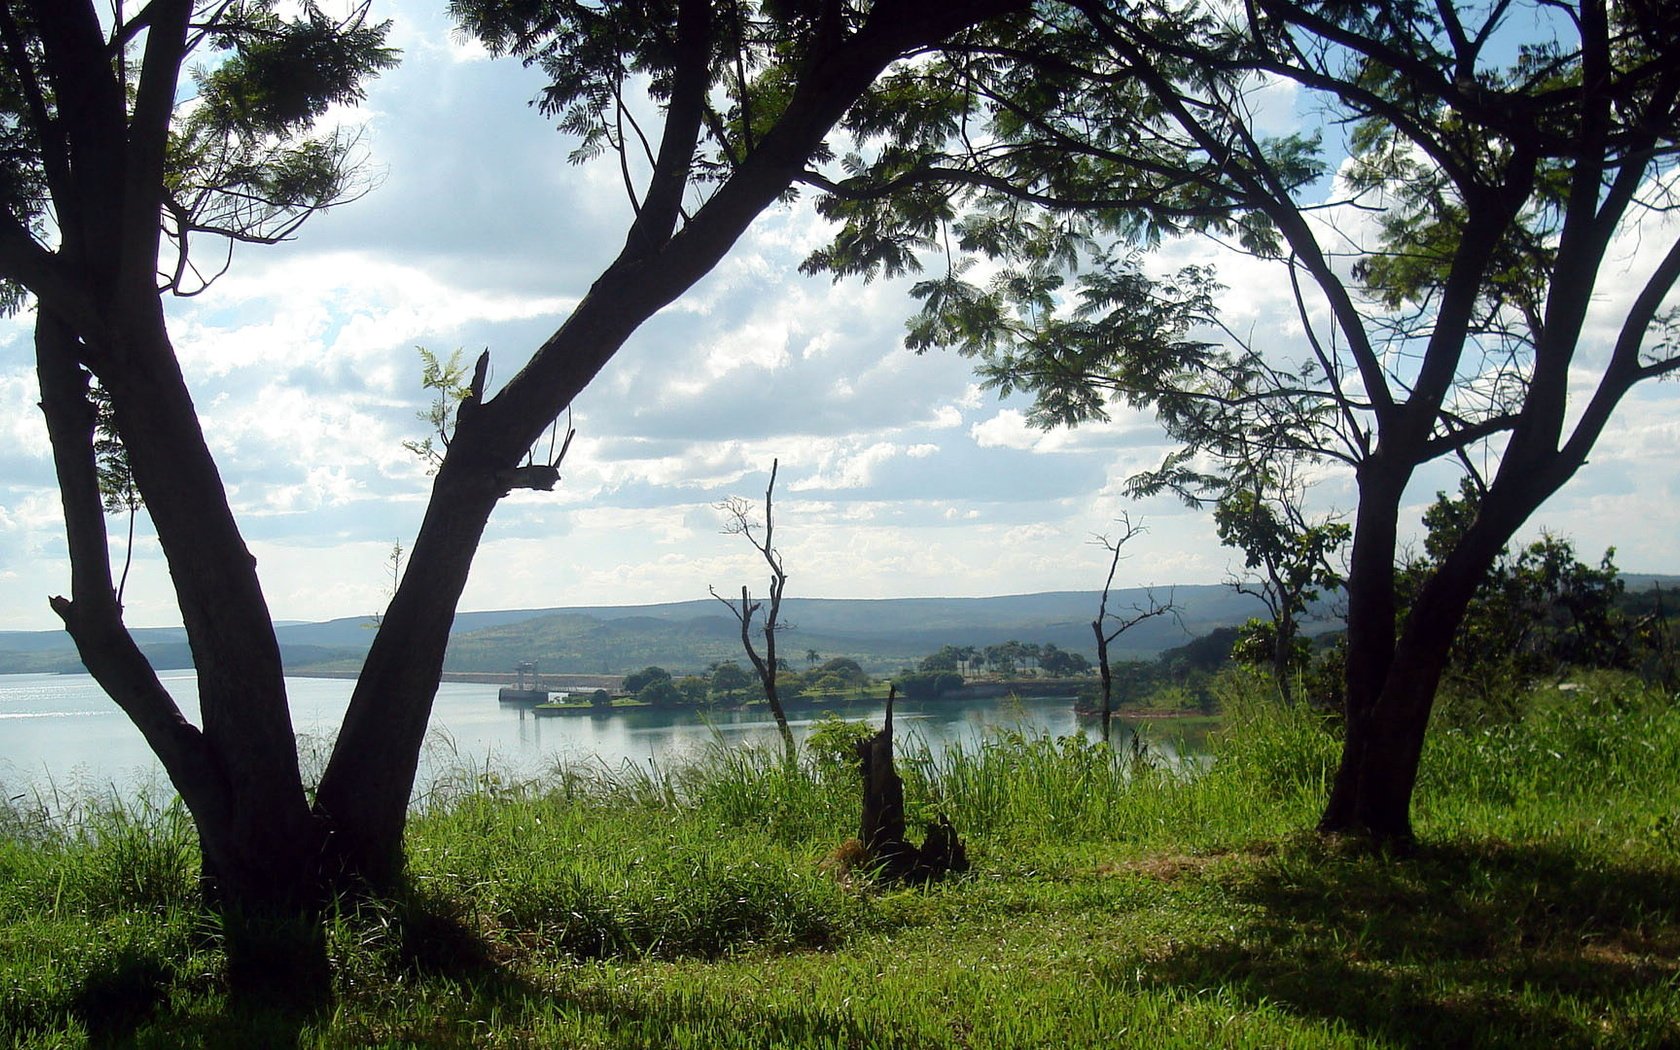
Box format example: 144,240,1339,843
853,686,968,882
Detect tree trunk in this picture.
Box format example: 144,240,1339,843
1093,616,1115,744
39,309,331,1002
1318,460,1405,835
1320,460,1551,841
854,688,968,882
856,693,912,874
1273,604,1297,705
311,457,503,889
1319,667,1437,841
308,2,1035,884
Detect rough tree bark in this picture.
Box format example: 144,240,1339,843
855,687,968,881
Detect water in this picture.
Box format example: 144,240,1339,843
0,672,1204,805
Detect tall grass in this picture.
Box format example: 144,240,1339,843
1417,670,1680,846
4,671,1678,1046
405,755,866,962
0,791,201,1044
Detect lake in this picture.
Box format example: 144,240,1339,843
0,672,1205,809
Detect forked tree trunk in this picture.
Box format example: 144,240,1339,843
1319,462,1550,841
1319,673,1437,840
38,311,332,1002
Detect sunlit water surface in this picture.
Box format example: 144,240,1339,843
0,672,1206,808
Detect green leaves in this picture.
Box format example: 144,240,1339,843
449,0,860,204
156,2,396,269
89,384,140,516
1402,479,1630,708
403,347,477,471
1213,485,1347,609
192,2,397,139
802,2,1321,289
0,1,396,305
901,244,1224,440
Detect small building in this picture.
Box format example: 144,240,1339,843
497,661,549,703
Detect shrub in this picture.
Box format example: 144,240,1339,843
891,671,964,699
804,714,876,781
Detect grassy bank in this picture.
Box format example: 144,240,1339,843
4,672,1678,1046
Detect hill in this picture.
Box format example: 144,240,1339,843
432,587,1262,675
4,574,1674,677
0,587,1262,676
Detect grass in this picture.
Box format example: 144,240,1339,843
3,670,1679,1046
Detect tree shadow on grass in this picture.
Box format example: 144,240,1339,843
1120,835,1680,1047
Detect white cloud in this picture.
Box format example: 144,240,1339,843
927,404,964,428
969,409,1038,451
2,3,1677,635
0,368,50,464
789,441,903,491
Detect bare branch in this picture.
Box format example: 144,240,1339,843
712,459,793,761
1089,513,1179,743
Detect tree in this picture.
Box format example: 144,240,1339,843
1212,469,1348,703
918,644,965,672
709,659,754,700
807,0,1680,842
676,674,711,704
814,656,868,683
623,665,674,695
1403,480,1629,720
3,0,395,995
712,459,795,762
1090,515,1176,744
1010,640,1042,673
7,0,1031,993
1037,642,1090,677
807,655,869,695
635,677,684,706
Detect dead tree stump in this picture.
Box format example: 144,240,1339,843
854,687,968,882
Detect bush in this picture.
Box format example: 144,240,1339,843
804,714,876,780
636,678,683,705
623,666,672,695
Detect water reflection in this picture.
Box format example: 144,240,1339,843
0,673,1210,803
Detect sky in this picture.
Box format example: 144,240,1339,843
0,2,1676,633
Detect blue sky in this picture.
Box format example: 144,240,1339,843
0,1,1675,633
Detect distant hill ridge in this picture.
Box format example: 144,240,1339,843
4,576,1675,676
0,588,1252,675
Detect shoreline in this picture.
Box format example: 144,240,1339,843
288,671,1212,719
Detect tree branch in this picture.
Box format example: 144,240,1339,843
620,0,711,258
120,0,191,291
